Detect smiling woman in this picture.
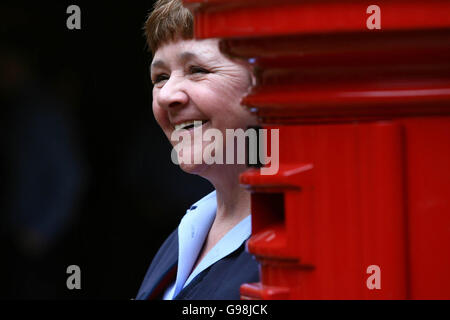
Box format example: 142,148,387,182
135,0,260,300
151,38,258,175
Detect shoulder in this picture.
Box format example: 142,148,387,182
145,228,178,275
142,191,215,277
135,228,178,299
136,191,216,299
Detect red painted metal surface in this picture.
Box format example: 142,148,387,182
241,123,409,299
184,0,450,299
186,0,450,38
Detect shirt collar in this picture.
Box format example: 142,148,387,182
172,191,251,298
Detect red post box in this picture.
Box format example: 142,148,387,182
183,0,450,299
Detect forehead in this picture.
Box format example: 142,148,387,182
151,38,222,68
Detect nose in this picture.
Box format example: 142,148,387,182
156,75,189,110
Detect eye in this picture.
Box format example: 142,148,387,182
152,73,169,85
189,66,210,74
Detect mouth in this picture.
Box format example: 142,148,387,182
174,120,209,131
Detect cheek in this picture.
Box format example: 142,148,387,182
216,69,252,106
207,76,255,127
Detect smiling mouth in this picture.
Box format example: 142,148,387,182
174,120,209,130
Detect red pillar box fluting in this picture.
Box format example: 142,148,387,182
183,0,450,299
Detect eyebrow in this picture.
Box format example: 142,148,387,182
179,51,199,62
151,51,201,70
150,59,166,70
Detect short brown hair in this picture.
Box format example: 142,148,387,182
144,0,194,53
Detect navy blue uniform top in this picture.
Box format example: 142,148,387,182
135,191,260,300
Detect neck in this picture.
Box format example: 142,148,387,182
207,164,251,227
190,164,251,270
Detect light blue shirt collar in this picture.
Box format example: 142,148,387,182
165,191,252,299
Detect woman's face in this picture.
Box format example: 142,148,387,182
150,38,257,176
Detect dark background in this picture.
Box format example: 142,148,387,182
0,1,213,299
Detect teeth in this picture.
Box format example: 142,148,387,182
174,120,206,130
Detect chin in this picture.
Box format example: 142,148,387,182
178,162,208,175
